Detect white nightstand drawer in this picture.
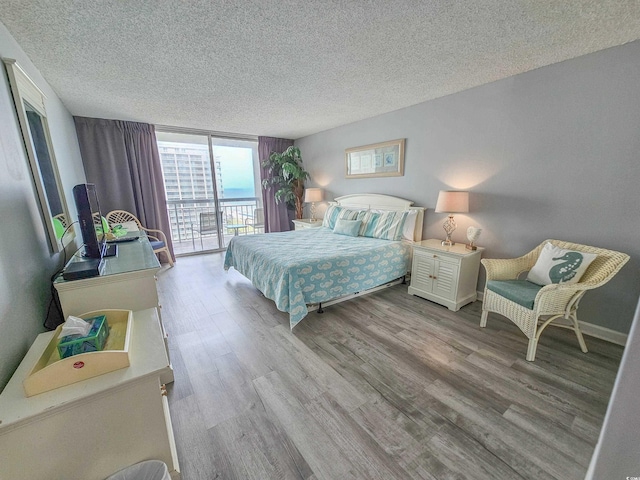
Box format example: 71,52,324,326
293,219,323,230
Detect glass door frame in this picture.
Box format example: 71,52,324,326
156,126,260,255
205,134,224,249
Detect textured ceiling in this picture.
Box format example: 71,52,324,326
1,1,639,139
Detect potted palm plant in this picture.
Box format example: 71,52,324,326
261,146,310,219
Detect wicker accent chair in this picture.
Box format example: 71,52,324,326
480,239,629,361
106,210,174,266
53,213,69,228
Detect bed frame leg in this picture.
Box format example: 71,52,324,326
317,303,324,314
402,275,406,285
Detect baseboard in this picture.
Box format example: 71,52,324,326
475,290,627,346
578,321,628,346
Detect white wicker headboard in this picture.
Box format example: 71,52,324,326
332,194,425,242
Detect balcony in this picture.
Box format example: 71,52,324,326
166,197,263,255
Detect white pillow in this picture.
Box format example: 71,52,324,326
527,242,597,286
402,210,418,241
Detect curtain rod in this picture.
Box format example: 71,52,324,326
155,124,258,141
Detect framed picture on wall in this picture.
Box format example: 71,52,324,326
345,138,405,178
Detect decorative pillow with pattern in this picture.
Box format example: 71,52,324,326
359,210,409,241
527,242,597,286
322,204,341,229
322,205,365,230
371,208,418,241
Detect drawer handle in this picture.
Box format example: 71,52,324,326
433,254,437,258
428,274,437,279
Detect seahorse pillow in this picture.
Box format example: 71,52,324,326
527,242,597,286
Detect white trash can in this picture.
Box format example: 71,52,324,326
105,460,171,480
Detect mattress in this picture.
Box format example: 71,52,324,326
224,227,411,328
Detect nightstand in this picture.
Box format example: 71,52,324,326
292,219,323,230
408,239,484,311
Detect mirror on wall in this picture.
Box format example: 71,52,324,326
3,58,70,253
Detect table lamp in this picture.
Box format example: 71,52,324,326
434,190,469,246
304,188,324,222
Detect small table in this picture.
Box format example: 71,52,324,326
226,224,247,236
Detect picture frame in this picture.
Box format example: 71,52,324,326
345,138,405,178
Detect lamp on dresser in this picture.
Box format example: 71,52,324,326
304,188,324,222
434,190,469,246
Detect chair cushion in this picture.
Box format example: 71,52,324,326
487,280,542,310
527,242,597,286
150,240,166,250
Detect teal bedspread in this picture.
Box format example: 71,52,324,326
224,227,410,328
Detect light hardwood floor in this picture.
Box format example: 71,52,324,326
157,253,623,480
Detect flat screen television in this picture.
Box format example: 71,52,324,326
72,183,113,259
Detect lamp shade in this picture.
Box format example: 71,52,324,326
304,188,323,203
434,191,469,213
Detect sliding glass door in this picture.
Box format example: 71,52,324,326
156,130,260,255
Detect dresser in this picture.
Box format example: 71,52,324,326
408,239,484,311
292,218,323,230
55,234,161,318
0,308,181,480
54,234,173,383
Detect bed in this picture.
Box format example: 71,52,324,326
224,194,425,329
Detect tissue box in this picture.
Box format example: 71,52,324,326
57,315,109,359
24,310,132,397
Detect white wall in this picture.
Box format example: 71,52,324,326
0,22,86,391
296,41,640,334
586,296,640,478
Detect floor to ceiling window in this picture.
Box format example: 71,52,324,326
156,130,261,255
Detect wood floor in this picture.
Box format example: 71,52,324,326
157,253,623,480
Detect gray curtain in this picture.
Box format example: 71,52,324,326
258,136,294,232
73,117,175,262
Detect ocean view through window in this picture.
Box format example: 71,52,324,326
156,130,260,255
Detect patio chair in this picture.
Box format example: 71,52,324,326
191,212,219,249
480,239,629,361
244,207,264,233
106,210,174,266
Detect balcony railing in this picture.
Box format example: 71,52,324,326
166,197,262,255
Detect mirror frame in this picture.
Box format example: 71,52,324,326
3,58,70,253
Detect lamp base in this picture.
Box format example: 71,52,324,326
310,202,317,222
465,244,477,250
441,216,456,247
